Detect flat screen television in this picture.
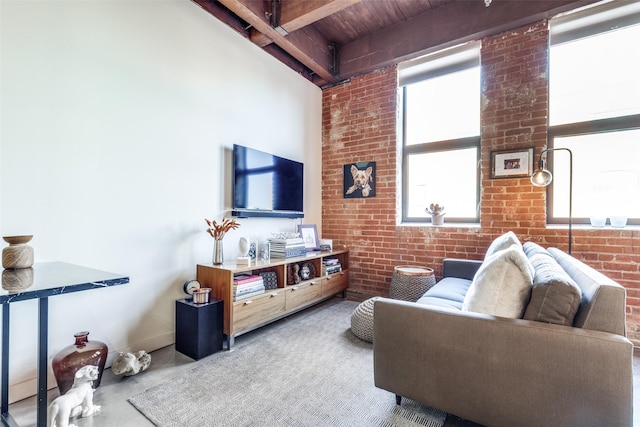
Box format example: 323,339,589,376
232,144,304,218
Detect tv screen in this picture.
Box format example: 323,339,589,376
232,144,304,218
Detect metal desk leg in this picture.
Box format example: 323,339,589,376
37,298,48,427
1,304,9,416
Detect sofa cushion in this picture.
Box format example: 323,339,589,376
462,245,533,318
485,231,522,260
522,242,582,326
417,277,472,310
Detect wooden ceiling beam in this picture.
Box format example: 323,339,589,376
252,0,363,47
337,0,601,81
218,0,337,82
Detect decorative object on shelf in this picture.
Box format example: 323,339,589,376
259,243,270,261
425,203,446,226
258,271,278,289
590,216,606,228
52,331,108,395
292,264,301,284
491,147,534,179
205,217,240,265
193,287,211,304
298,224,320,251
287,264,294,286
531,147,573,255
2,267,34,293
299,262,316,281
319,239,333,251
343,161,376,198
248,241,257,259
48,365,101,427
237,236,251,265
112,351,151,376
2,235,34,269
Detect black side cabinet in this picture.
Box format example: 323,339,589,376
175,298,223,360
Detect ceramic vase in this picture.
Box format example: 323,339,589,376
52,331,108,395
213,239,223,265
2,235,34,269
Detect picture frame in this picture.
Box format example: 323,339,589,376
343,161,376,198
297,224,320,251
490,147,534,179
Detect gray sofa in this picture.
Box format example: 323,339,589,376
373,240,633,427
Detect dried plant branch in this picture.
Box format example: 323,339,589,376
205,217,240,240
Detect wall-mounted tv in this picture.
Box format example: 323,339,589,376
232,144,304,218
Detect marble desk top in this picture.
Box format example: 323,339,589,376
0,262,129,304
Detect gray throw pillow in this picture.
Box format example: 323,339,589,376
523,243,582,326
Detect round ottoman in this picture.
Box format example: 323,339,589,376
389,266,435,302
350,297,380,343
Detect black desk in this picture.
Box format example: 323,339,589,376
0,262,129,427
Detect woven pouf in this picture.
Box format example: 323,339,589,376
390,266,435,302
350,297,380,343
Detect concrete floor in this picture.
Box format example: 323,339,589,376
8,315,640,427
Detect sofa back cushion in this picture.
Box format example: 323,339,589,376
462,245,533,318
522,242,582,326
548,248,627,335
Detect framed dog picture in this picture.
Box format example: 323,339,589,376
343,161,376,198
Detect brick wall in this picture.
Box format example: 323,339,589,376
322,21,640,344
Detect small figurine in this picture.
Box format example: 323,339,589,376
293,264,301,284
112,351,151,377
48,365,101,427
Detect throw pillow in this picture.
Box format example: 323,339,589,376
523,245,582,326
485,231,522,260
462,245,533,318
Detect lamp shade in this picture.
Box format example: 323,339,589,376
531,168,553,187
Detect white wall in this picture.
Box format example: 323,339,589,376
0,0,322,402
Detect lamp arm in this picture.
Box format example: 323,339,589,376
537,147,573,255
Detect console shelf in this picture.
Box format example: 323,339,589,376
196,249,349,348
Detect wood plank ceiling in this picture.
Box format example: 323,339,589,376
193,0,600,88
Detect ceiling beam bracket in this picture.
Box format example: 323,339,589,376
329,42,338,76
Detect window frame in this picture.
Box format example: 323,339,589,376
547,1,640,226
546,114,640,225
399,43,481,224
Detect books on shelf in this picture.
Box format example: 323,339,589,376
233,274,265,301
268,237,307,258
322,258,342,275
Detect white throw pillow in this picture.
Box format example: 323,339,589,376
485,231,522,260
463,245,534,318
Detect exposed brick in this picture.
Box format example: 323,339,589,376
322,23,640,344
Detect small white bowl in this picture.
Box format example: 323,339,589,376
610,216,628,228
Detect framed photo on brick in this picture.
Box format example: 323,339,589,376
490,148,534,179
343,161,376,198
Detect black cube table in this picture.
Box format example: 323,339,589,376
175,298,223,360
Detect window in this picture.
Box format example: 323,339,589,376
399,43,480,223
548,1,640,225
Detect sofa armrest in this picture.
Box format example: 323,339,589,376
373,298,633,427
442,258,482,280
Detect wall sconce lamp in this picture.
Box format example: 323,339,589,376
531,148,573,255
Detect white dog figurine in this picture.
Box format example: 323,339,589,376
48,365,101,427
345,164,374,197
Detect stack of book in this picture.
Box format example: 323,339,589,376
233,274,265,301
322,258,342,275
268,237,306,258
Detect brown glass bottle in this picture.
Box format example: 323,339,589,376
51,331,108,395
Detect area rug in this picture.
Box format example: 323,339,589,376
129,299,446,426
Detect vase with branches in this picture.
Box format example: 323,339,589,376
205,217,240,264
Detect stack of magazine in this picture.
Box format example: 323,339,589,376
233,274,265,301
268,237,306,258
322,258,342,275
